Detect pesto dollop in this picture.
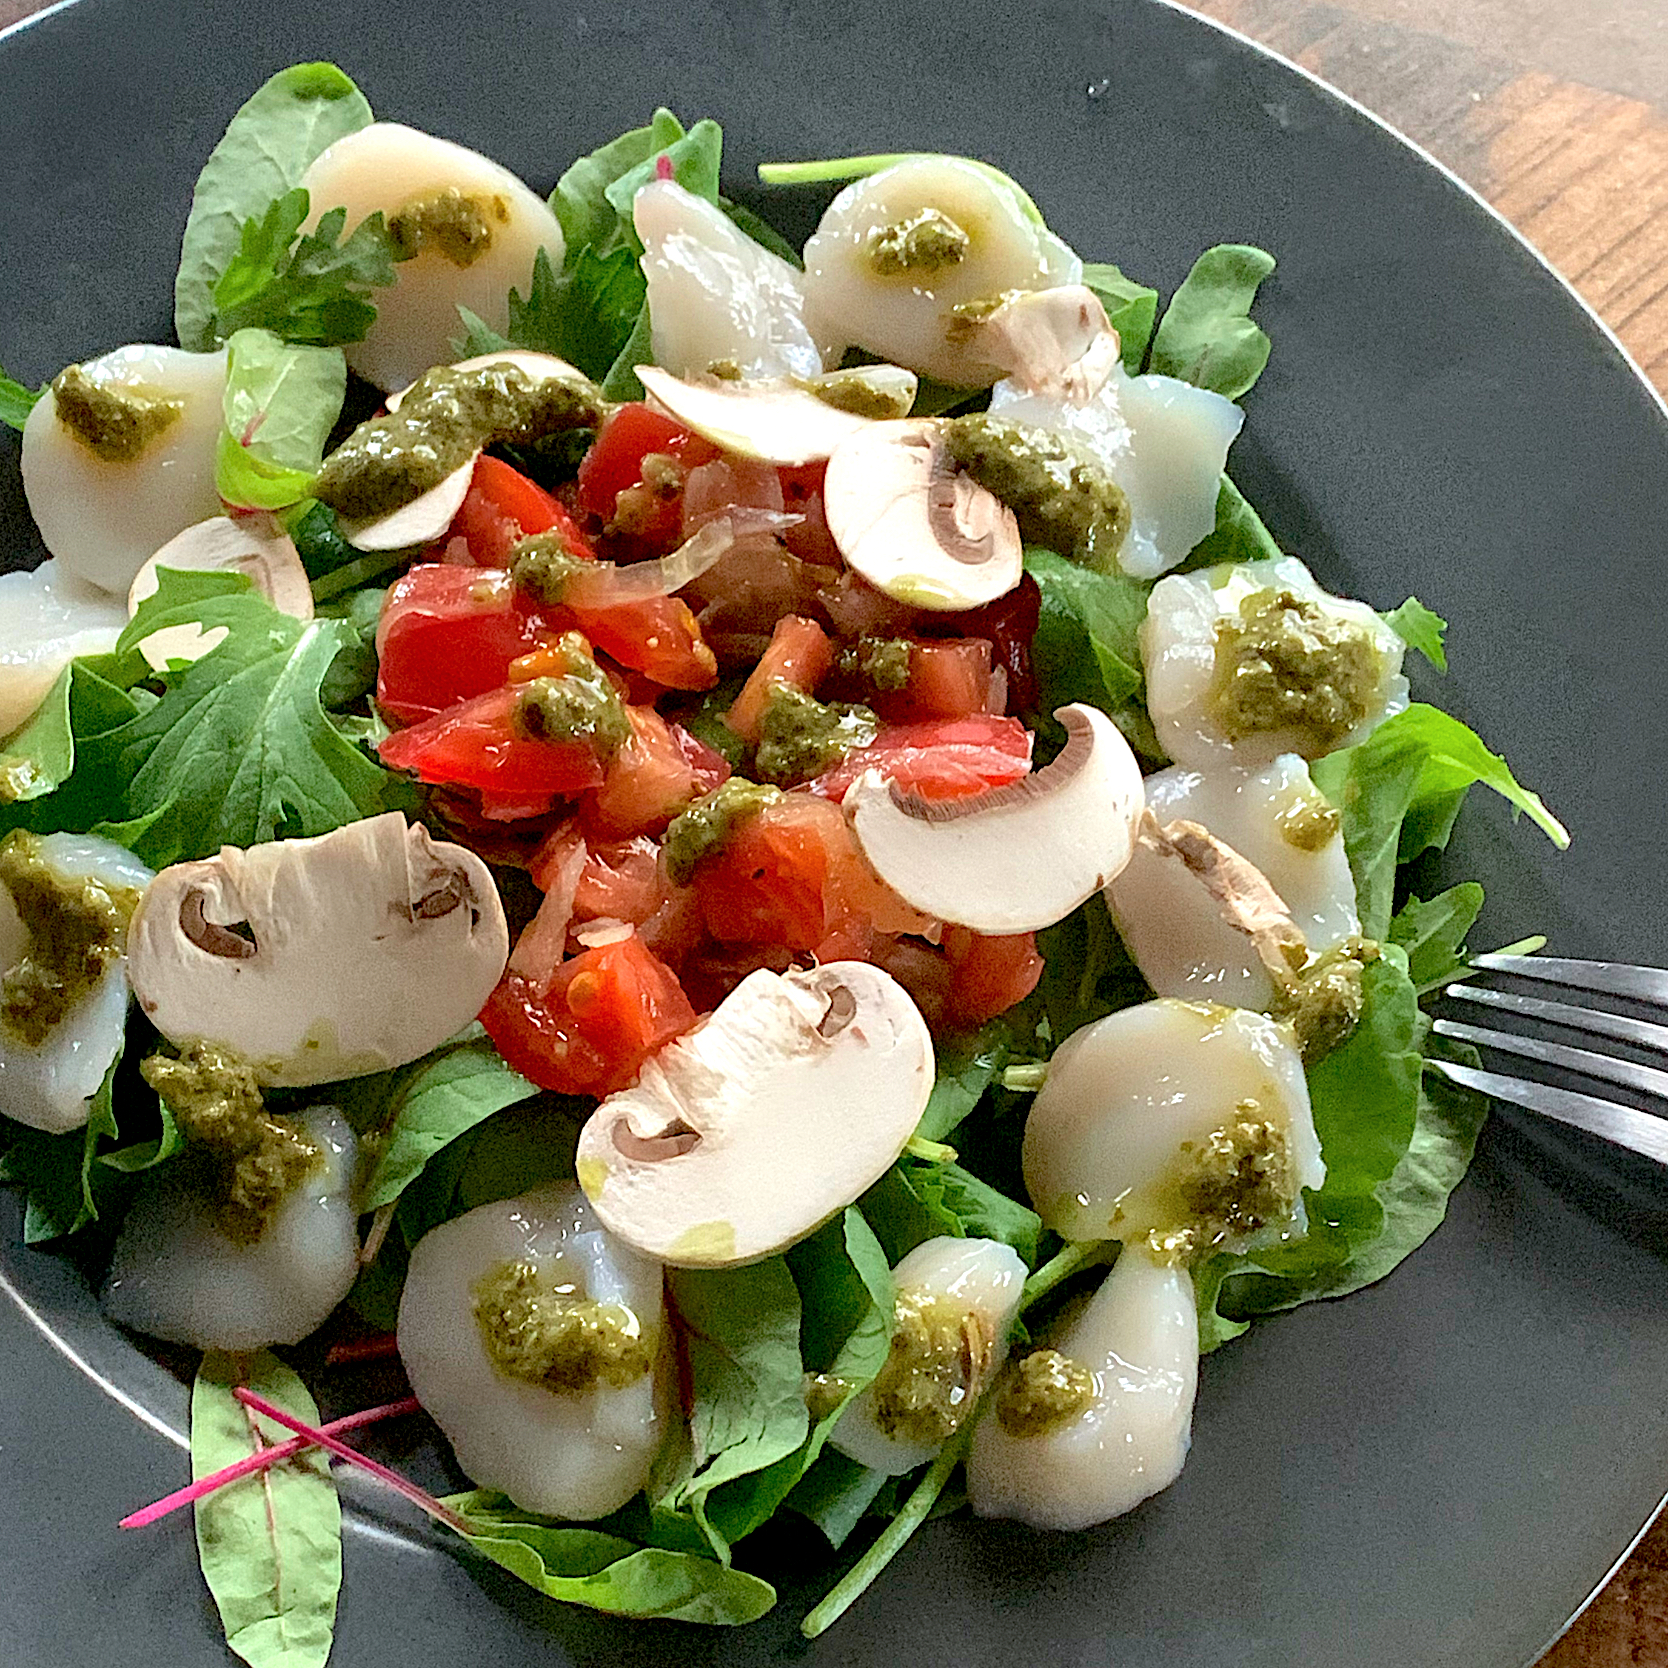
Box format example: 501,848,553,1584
1272,937,1377,1063
509,532,591,606
944,290,1027,344
1149,1101,1297,1260
606,451,687,539
473,1259,652,1395
388,188,508,267
792,371,915,421
754,684,878,787
0,831,142,1048
1275,791,1342,853
865,209,970,277
869,1288,995,1446
313,362,602,522
51,364,182,463
510,634,631,756
943,412,1130,572
141,1041,320,1245
836,635,913,694
1209,589,1385,753
803,1371,857,1422
661,779,783,886
995,1348,1096,1438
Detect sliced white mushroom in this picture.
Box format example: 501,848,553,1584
299,123,566,391
340,455,478,551
990,363,1243,578
576,961,933,1267
129,514,313,621
1022,998,1323,1255
966,1246,1197,1531
633,178,826,380
0,560,128,741
102,1104,359,1349
398,1182,667,1521
1141,555,1409,769
822,417,1023,611
0,834,154,1133
963,285,1120,405
126,813,509,1087
21,344,228,595
636,364,915,467
829,1235,1027,1475
382,349,584,413
849,703,1144,933
801,156,1082,385
1107,756,1359,1009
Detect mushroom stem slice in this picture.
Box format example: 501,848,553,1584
822,418,1023,611
576,961,934,1268
849,702,1145,933
961,285,1120,405
341,454,479,552
129,514,313,621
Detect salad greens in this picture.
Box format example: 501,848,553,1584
216,328,347,510
0,364,42,431
1147,243,1276,398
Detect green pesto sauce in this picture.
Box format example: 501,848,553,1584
0,831,142,1048
473,1259,652,1395
838,635,913,694
510,634,631,756
509,531,591,606
313,362,603,522
944,289,1027,345
1149,1101,1296,1260
661,778,783,886
0,757,47,805
865,209,971,278
792,371,915,421
944,413,1131,573
606,451,687,539
1209,589,1385,753
51,364,182,463
1276,792,1342,852
141,1041,320,1245
1272,937,1377,1063
388,189,508,267
803,1371,857,1422
995,1348,1096,1438
754,684,878,787
870,1288,992,1447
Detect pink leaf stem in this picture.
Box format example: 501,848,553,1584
324,1332,402,1367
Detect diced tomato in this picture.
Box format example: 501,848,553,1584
943,926,1044,1026
376,565,550,725
378,684,606,818
575,594,718,692
872,638,999,725
481,931,696,1097
726,615,834,742
806,714,1034,803
576,403,719,549
938,572,1041,714
528,820,588,894
586,706,729,839
451,454,597,568
572,836,664,924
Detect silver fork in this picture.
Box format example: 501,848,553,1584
1430,954,1668,1165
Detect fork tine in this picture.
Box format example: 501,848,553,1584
1471,954,1668,1010
1432,1019,1668,1102
1426,1056,1668,1166
1442,984,1668,1057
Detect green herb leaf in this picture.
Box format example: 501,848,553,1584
1036,891,1152,1043
1081,261,1158,373
601,300,656,403
757,153,1046,228
1181,472,1283,570
217,329,345,512
0,365,43,431
1023,546,1151,726
1381,596,1449,672
604,117,724,238
191,1350,342,1668
284,499,357,582
175,63,373,351
914,1024,1007,1143
907,1162,1043,1264
550,109,690,255
786,1449,891,1548
1389,883,1485,995
1148,244,1276,399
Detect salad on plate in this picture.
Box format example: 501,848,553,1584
0,60,1570,1658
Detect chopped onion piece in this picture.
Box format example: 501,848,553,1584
561,512,801,609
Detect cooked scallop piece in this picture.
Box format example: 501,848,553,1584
989,362,1242,578
966,1246,1197,1531
0,833,153,1133
829,1235,1028,1475
0,559,128,741
398,1183,667,1520
21,344,228,595
1141,555,1409,769
298,122,565,391
102,1104,359,1349
801,156,1081,386
1107,754,1358,1009
634,179,825,380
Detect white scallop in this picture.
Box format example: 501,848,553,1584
0,559,128,740
801,156,1081,386
0,834,154,1133
633,179,825,380
1107,754,1359,1009
299,123,565,391
1021,998,1323,1249
21,344,228,595
989,363,1242,578
102,1104,359,1349
1141,555,1409,769
829,1235,1027,1476
398,1182,666,1521
966,1246,1197,1531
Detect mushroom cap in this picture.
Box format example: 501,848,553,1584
849,702,1144,933
341,455,479,551
822,417,1023,611
129,515,313,622
970,285,1120,405
126,813,509,1086
576,960,933,1267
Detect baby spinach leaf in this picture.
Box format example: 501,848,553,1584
0,365,43,431
175,63,373,351
1037,890,1152,1043
1390,883,1485,995
601,301,656,403
1148,244,1275,399
192,1350,342,1668
604,117,724,242
550,109,689,255
220,328,345,491
1382,597,1449,672
1081,261,1158,373
787,1448,891,1549
914,1024,1005,1143
1023,546,1150,725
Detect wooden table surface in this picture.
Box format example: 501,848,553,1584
1,0,1662,1663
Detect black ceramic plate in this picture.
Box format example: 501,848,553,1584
3,1,1667,1664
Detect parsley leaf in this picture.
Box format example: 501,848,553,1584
1382,596,1449,671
